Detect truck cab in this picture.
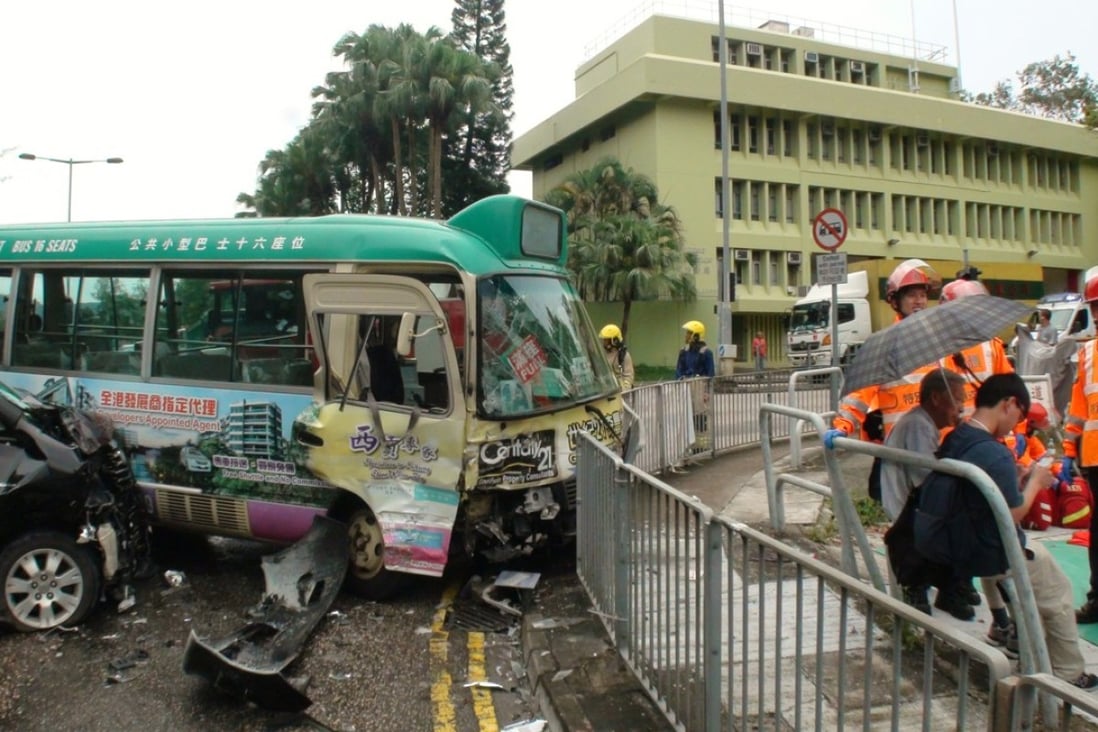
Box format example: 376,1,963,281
786,270,873,367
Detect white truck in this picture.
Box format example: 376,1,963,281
786,270,873,367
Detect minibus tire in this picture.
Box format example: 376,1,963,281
0,531,102,632
342,505,409,600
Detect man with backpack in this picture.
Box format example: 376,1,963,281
599,323,634,390
916,373,1097,689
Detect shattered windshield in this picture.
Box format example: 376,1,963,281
477,275,618,418
790,302,829,331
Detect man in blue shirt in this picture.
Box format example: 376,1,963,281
671,321,716,472
917,373,1097,689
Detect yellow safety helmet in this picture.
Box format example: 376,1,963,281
682,320,706,339
599,324,622,340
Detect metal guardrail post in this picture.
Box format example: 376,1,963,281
787,366,843,469
613,459,631,653
702,521,722,732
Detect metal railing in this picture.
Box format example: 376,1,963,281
624,371,832,475
761,403,1069,723
576,434,1018,731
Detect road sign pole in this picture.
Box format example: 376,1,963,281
831,282,840,411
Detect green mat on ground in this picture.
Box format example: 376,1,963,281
1043,539,1098,646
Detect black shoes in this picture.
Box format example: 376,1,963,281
933,589,976,621
987,622,1019,658
1077,599,1098,624
902,586,932,615
1071,672,1098,690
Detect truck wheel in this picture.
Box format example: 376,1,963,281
341,505,408,601
0,531,102,632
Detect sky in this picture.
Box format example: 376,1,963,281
2,0,1096,225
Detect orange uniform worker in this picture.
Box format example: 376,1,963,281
1059,268,1098,624
826,259,941,445
1012,402,1052,469
934,278,1020,455
936,279,1015,416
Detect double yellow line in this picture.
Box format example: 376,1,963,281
430,581,500,731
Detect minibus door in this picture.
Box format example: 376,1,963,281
298,274,467,582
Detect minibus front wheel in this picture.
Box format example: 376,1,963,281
340,504,408,601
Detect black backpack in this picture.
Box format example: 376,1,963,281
913,429,1008,578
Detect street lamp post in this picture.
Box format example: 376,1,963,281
18,153,124,222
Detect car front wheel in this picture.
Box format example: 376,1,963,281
0,531,102,632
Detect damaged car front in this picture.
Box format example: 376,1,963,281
0,382,150,631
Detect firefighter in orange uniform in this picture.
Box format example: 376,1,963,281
1060,269,1098,624
936,279,1015,415
825,259,941,445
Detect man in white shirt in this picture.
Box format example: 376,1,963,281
881,369,968,520
881,369,968,616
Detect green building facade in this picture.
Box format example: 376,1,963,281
512,14,1098,370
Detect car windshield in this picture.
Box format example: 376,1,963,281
477,275,619,418
790,302,829,331
1048,308,1075,332
0,380,33,413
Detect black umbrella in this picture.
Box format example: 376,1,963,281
842,295,1034,396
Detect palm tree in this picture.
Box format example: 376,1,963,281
421,36,495,218
379,24,434,216
547,157,696,339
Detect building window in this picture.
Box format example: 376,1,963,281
769,255,779,285
732,181,743,219
714,177,724,217
765,117,776,155
768,184,778,222
750,182,761,220
748,116,759,153
782,119,794,156
836,126,848,162
806,123,817,159
852,129,863,164
752,254,762,285
854,193,865,229
785,185,797,223
871,193,882,229
731,114,741,151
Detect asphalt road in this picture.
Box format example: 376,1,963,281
0,531,553,731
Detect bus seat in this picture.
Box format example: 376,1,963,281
156,353,233,381
241,358,287,384
83,351,140,375
12,343,70,369
282,359,315,387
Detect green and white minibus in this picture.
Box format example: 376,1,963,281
0,195,628,598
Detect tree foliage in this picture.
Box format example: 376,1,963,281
445,0,514,213
237,2,512,219
545,157,697,340
965,52,1098,128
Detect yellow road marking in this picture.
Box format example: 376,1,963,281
431,582,460,732
466,631,499,732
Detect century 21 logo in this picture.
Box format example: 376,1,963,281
480,432,554,472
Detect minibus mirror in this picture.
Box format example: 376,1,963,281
396,312,416,357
